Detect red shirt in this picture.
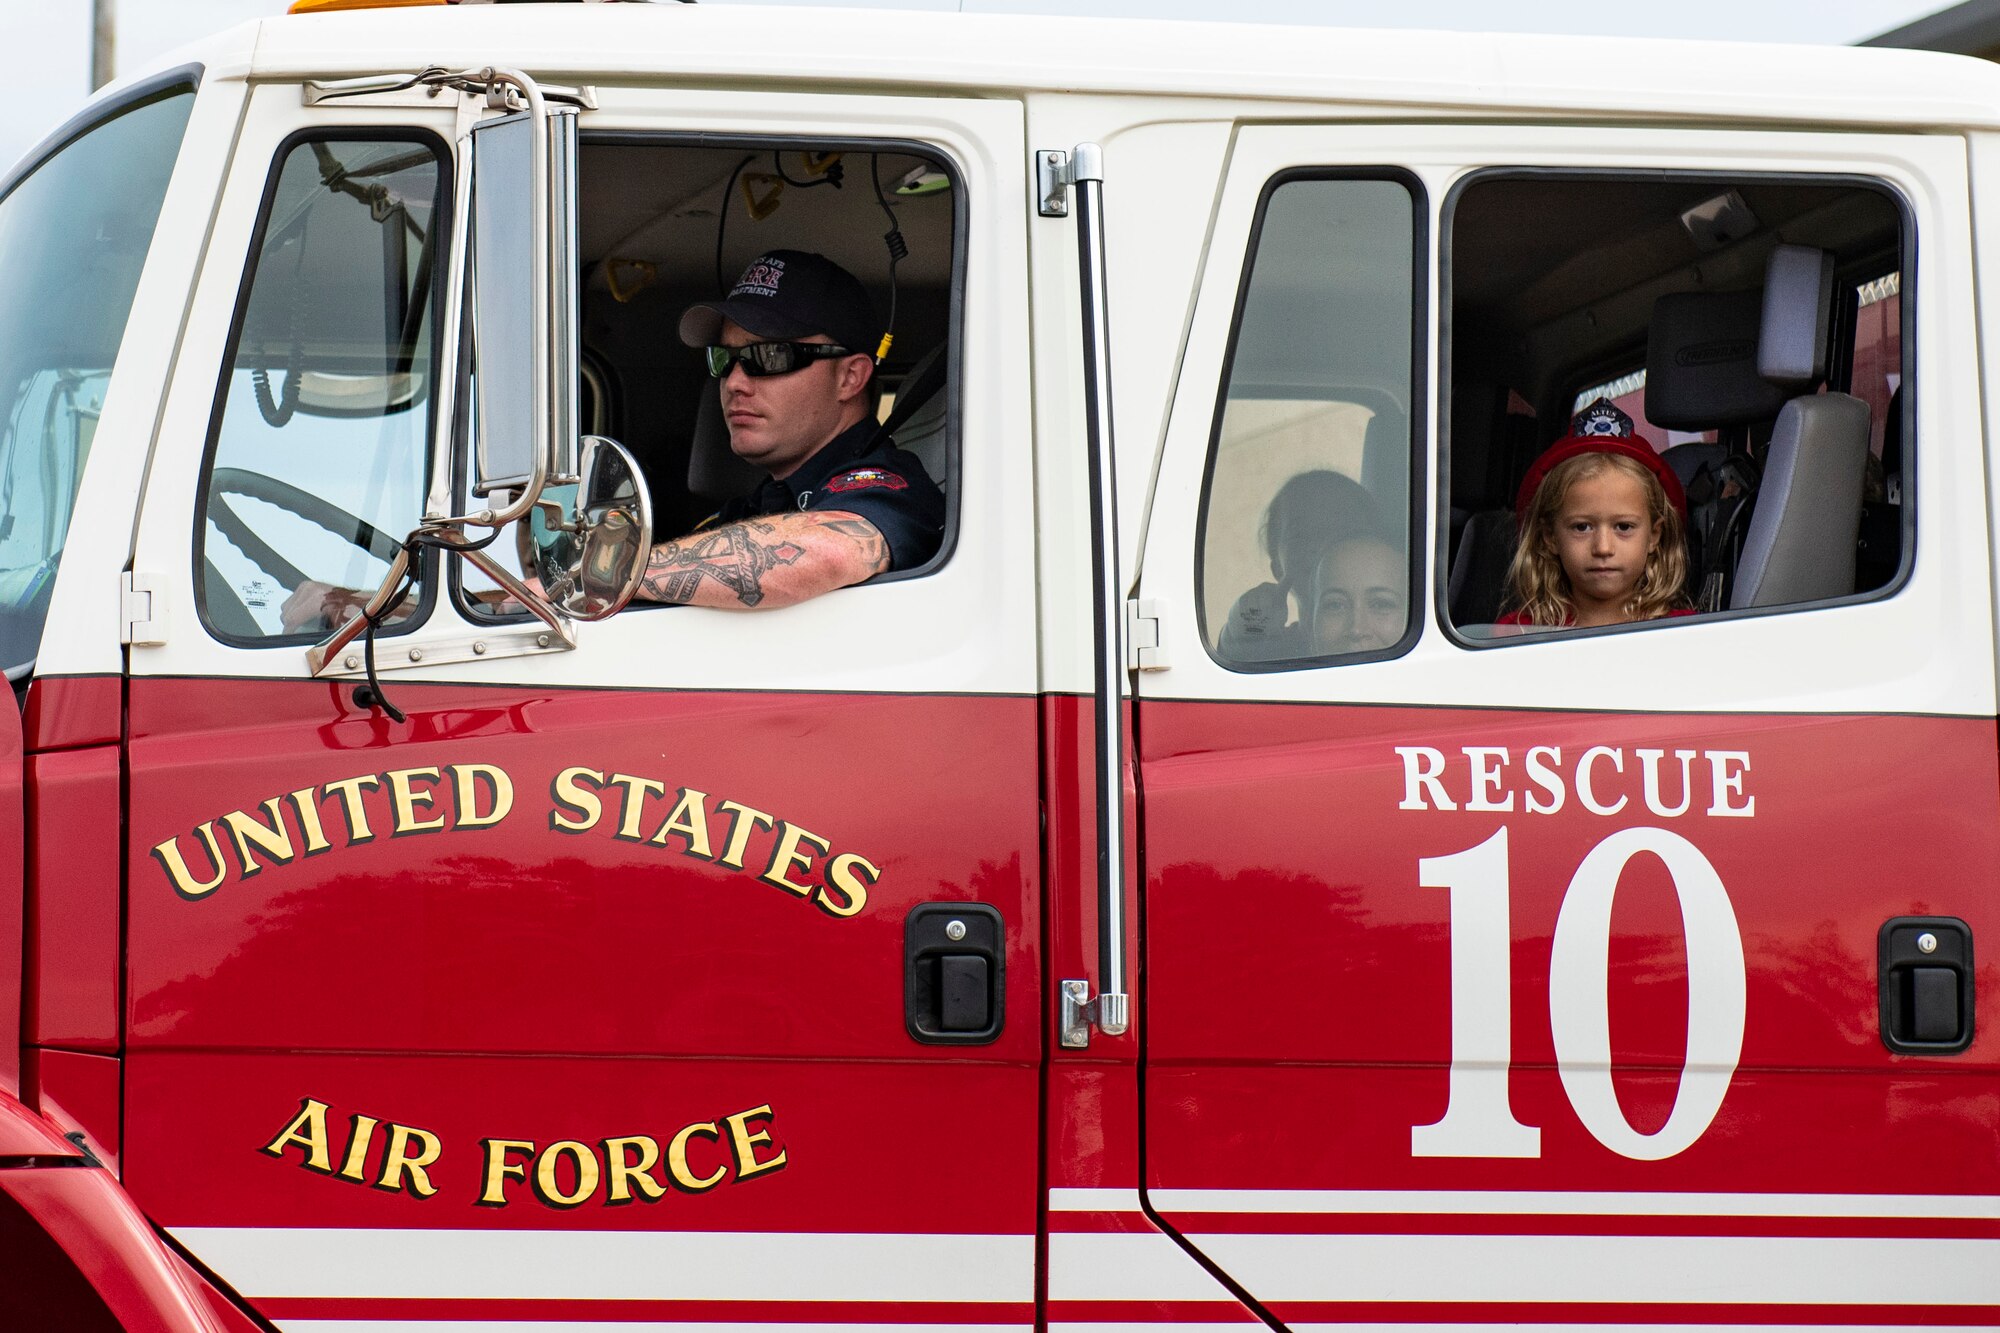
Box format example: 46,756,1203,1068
1494,608,1695,626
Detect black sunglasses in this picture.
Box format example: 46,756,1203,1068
704,341,853,378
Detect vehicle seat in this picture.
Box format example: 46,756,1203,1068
883,341,948,485
1661,440,1727,492
1854,384,1901,591
1730,245,1870,609
1446,509,1516,627
1645,284,1791,607
1360,407,1411,554
1445,397,1535,626
687,381,764,512
1660,440,1729,580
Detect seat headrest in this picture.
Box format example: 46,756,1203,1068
1660,439,1727,489
1758,244,1835,387
1645,289,1789,429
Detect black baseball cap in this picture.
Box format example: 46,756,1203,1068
679,250,881,359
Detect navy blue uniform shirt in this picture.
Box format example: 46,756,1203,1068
710,420,945,571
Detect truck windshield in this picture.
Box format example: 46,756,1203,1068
0,84,196,680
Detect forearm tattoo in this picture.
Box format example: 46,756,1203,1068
639,514,888,607
816,517,891,572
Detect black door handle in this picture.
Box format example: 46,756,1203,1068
905,902,1005,1045
1879,916,1974,1054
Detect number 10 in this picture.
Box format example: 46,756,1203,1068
1413,826,1746,1162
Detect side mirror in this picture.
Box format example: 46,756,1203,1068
465,99,578,519
524,436,654,620
304,68,612,680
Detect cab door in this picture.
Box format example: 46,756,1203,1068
120,79,1041,1328
1131,124,2000,1326
0,695,19,1104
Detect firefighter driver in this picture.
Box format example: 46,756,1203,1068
638,249,945,608
280,249,943,630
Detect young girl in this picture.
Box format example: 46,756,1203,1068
1502,424,1690,629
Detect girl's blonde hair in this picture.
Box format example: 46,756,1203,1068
1504,451,1688,627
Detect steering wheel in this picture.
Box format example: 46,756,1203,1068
206,467,406,630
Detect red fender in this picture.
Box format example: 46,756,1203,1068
0,1091,250,1331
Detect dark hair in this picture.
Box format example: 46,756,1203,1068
1260,470,1386,583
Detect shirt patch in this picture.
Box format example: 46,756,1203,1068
824,468,909,494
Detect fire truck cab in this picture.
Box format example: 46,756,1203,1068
0,2,1995,1329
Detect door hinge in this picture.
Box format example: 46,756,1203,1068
1126,598,1167,672
1035,144,1103,218
121,571,164,647
1036,149,1071,217
1060,979,1131,1049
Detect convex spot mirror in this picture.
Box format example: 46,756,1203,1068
523,436,653,620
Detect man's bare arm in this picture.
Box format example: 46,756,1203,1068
633,510,891,609
280,580,415,633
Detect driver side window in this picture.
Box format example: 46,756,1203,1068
197,132,447,643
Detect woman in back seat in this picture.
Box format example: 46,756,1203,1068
1221,469,1387,659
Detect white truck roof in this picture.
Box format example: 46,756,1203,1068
128,3,2000,133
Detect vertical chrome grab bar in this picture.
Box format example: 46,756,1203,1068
1071,143,1130,1037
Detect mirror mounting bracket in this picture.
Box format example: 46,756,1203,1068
305,523,579,679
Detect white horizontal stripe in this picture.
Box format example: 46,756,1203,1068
270,1321,2000,1333
1050,1326,1257,1333
1281,1327,2000,1333
1048,1320,2000,1328
1144,1188,2000,1219
1185,1233,2000,1305
281,1325,1029,1333
1047,1233,1259,1303
171,1229,1031,1302
1049,1187,1142,1213
1053,1325,2000,1333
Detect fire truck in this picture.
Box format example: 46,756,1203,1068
0,0,1993,1327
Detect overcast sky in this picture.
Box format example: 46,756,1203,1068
0,0,1963,175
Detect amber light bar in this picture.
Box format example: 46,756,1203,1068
290,0,449,14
